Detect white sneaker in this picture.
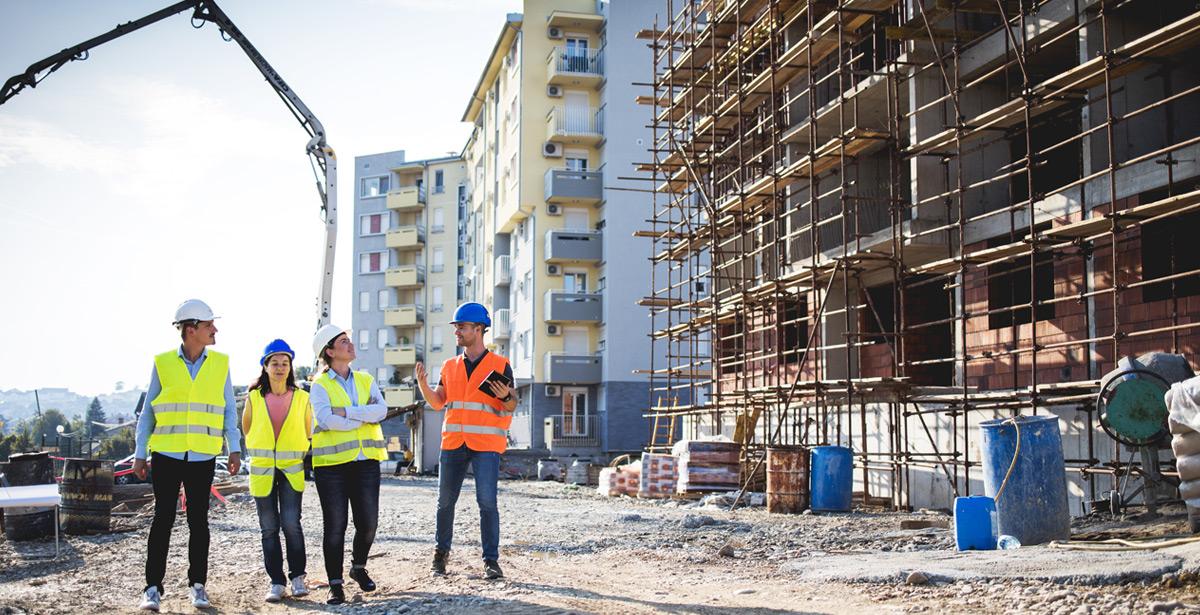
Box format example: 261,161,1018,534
189,583,210,608
139,587,161,611
265,584,285,603
290,574,310,597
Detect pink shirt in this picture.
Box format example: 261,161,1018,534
264,390,294,440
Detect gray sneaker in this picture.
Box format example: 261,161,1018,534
265,584,285,603
138,587,161,611
189,583,210,608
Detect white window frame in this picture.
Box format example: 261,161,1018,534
358,329,370,350
359,291,370,312
431,325,444,351
432,286,444,312
434,169,445,194
432,208,445,233
359,213,388,237
377,367,390,384
377,328,388,350
359,250,389,274
377,289,389,309
359,175,390,198
432,247,445,273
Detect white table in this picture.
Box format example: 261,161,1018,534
0,481,62,558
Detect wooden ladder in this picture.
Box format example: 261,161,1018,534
647,396,679,454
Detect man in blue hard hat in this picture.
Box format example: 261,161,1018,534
415,302,516,579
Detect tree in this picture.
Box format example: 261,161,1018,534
0,431,35,462
97,427,135,461
29,409,71,447
86,397,106,438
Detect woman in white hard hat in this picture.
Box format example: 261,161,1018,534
241,339,313,603
307,324,387,605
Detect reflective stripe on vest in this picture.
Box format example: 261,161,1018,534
440,352,513,453
310,371,387,467
148,350,228,457
246,388,311,497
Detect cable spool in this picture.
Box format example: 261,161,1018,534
1096,366,1171,447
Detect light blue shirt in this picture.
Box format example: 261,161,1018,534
134,346,242,461
310,368,387,462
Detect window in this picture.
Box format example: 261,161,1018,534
377,328,388,350
358,329,369,350
563,271,587,293
565,149,588,172
506,152,517,181
432,326,444,351
359,250,388,274
432,208,445,233
781,298,808,354
432,286,444,311
359,291,370,312
432,247,445,273
434,170,445,194
378,290,389,309
509,97,518,133
987,232,1055,329
1142,209,1200,302
360,213,386,236
360,175,390,197
457,184,467,205
376,367,390,384
565,37,589,72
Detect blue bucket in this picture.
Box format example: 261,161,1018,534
809,445,853,512
980,415,1070,545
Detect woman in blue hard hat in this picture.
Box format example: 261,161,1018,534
241,339,313,603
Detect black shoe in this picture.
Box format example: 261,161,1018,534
326,584,345,605
349,567,376,592
484,559,504,580
431,549,448,576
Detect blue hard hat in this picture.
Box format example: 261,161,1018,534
450,302,491,327
260,338,296,365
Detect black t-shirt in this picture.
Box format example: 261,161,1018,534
462,350,514,383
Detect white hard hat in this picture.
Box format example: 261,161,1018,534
173,299,217,324
313,324,347,358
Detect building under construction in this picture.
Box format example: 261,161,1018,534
640,0,1200,512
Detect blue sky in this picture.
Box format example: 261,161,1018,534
0,0,519,394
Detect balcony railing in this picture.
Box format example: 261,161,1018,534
544,414,600,448
545,168,602,204
383,385,416,407
546,47,603,85
384,343,424,366
546,106,604,143
384,304,424,327
545,229,602,262
544,352,602,384
385,264,425,289
387,224,425,250
493,308,512,339
386,184,427,211
544,290,602,322
495,255,511,285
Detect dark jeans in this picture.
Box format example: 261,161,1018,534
254,470,306,585
145,453,215,593
436,445,500,561
313,459,380,583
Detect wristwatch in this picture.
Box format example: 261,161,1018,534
500,392,514,402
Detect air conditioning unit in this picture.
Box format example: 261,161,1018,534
545,385,561,397
546,204,562,216
546,264,562,276
547,324,561,336
547,27,563,39
542,141,563,158
547,84,562,98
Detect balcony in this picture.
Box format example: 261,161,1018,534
545,229,602,262
546,47,603,88
547,10,604,33
386,224,425,251
383,385,416,407
384,343,424,366
495,255,511,286
546,106,603,145
544,414,600,449
385,264,425,289
386,185,427,212
544,168,602,205
493,308,512,340
544,352,602,384
544,290,602,322
384,304,424,328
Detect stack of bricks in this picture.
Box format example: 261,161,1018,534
673,440,741,495
638,453,678,498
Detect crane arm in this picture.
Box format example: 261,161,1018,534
1,0,337,329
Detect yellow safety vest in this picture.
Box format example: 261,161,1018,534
311,371,387,467
245,388,311,497
148,350,228,457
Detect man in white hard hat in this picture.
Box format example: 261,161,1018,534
134,299,243,611
308,324,387,605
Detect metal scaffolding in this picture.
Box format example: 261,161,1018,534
639,0,1200,509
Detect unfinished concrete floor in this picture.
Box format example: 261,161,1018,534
0,477,1195,614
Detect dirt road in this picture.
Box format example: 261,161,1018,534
0,476,1191,613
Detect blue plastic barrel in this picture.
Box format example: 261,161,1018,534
953,495,997,551
980,415,1070,545
809,445,853,512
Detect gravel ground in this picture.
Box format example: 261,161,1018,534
0,476,1196,614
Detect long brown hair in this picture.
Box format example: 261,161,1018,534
250,354,297,394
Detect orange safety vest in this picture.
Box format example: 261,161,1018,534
440,352,513,453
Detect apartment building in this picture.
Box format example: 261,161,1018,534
460,0,662,457
643,0,1200,512
352,150,467,466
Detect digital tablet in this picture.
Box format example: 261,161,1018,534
476,369,514,397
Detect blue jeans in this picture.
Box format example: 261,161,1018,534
313,460,380,584
253,470,306,586
436,445,500,561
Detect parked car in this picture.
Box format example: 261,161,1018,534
113,454,149,485
214,455,249,477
